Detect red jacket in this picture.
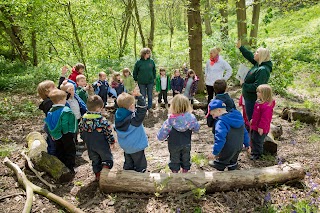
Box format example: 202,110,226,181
251,100,275,134
68,67,79,84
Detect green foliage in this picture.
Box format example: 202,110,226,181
293,120,305,130
192,188,206,200
281,199,319,213
255,204,277,213
308,133,320,143
0,144,17,157
191,153,208,167
193,206,202,213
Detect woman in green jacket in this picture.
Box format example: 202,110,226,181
236,40,273,124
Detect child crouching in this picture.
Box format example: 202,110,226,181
157,94,200,173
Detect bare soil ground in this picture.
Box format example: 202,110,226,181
0,90,319,213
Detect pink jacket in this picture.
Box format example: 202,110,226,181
251,100,275,134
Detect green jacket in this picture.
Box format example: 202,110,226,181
76,87,88,104
44,105,78,140
239,46,273,101
123,75,135,93
133,58,156,85
155,74,171,92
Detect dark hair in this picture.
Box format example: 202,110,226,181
140,48,151,58
187,69,195,78
214,79,227,94
159,67,166,73
87,95,104,111
75,63,85,72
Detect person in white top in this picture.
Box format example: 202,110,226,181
204,47,232,104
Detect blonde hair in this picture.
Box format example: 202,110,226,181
210,47,221,54
257,84,273,103
117,92,135,109
99,71,106,78
60,82,73,92
76,74,86,83
112,72,121,82
257,47,271,65
48,89,67,104
170,94,192,114
37,80,55,100
122,68,131,76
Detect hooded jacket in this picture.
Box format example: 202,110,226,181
239,46,273,101
114,96,148,154
68,67,79,83
213,109,250,155
44,105,78,140
251,100,276,134
155,74,171,92
184,75,199,96
133,58,156,85
157,112,200,146
171,76,184,93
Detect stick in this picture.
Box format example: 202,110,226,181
0,192,25,201
3,157,85,213
21,151,56,191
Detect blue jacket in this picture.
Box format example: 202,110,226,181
65,93,87,116
114,96,148,154
213,109,250,155
93,80,117,98
170,76,184,93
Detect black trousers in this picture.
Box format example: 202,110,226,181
206,85,214,104
86,140,113,174
55,133,76,172
168,144,191,171
123,150,147,172
251,130,267,156
158,90,168,104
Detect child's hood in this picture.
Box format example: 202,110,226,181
218,109,244,129
260,99,276,108
167,112,197,132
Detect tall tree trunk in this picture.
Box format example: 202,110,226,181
219,0,228,40
249,0,261,47
31,31,38,66
168,2,175,49
236,0,248,45
204,0,212,36
133,0,146,47
66,1,87,72
148,0,155,50
187,0,204,92
119,0,133,58
133,20,138,59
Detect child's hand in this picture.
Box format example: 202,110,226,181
192,93,195,96
97,83,101,87
240,79,244,86
110,143,115,149
207,153,216,160
175,90,180,93
258,128,263,136
246,146,251,154
250,119,252,125
61,66,68,76
62,80,68,85
132,86,141,97
84,84,90,90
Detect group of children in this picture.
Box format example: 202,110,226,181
37,62,275,181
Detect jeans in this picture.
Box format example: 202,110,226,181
139,83,154,109
86,140,113,174
158,90,168,104
244,98,256,122
44,124,56,156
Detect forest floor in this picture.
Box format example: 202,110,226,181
0,87,319,213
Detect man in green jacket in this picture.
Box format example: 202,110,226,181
133,48,156,111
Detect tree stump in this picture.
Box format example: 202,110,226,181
99,163,304,194
263,124,282,155
26,132,74,182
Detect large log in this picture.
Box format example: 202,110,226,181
26,132,74,182
263,124,282,155
281,107,320,126
99,163,304,194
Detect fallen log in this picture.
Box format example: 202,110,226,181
99,163,304,194
281,107,320,126
263,124,282,155
26,132,74,182
3,157,84,213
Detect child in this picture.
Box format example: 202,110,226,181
93,71,117,107
122,68,135,94
79,95,116,181
207,79,237,128
170,69,184,97
239,95,250,130
37,80,56,155
76,74,90,104
250,84,275,160
157,94,200,173
44,89,77,172
59,64,85,87
114,90,148,173
155,68,171,109
207,99,250,171
183,69,199,105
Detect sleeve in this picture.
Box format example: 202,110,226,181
153,60,156,80
223,60,232,80
258,105,273,132
213,121,229,155
92,81,100,95
131,96,147,127
58,76,66,89
251,103,260,125
192,79,199,94
102,119,116,144
170,78,174,90
190,115,200,132
61,111,77,134
243,127,250,147
239,46,256,65
157,119,172,141
204,60,209,76
133,62,138,81
179,78,184,93
242,68,270,93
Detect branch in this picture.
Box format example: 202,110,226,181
21,151,56,191
0,192,25,201
3,157,85,213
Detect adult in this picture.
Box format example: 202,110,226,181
236,40,272,123
133,48,156,112
204,47,232,104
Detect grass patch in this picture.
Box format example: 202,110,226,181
308,133,320,143
191,153,208,167
0,143,18,157
260,154,276,162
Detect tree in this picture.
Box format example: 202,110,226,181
204,0,212,36
148,0,155,50
133,0,146,48
236,0,247,45
187,0,204,92
249,0,261,47
219,0,228,40
119,0,134,58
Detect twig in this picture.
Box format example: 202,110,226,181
3,157,84,213
0,192,25,201
21,151,56,191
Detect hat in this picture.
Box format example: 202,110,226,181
205,99,226,117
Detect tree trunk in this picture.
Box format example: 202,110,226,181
148,0,155,50
249,0,261,47
236,0,248,45
204,0,212,36
281,107,320,126
133,0,146,47
31,31,38,66
26,132,74,182
219,0,228,40
119,0,133,58
100,163,304,193
187,0,204,92
66,1,87,72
